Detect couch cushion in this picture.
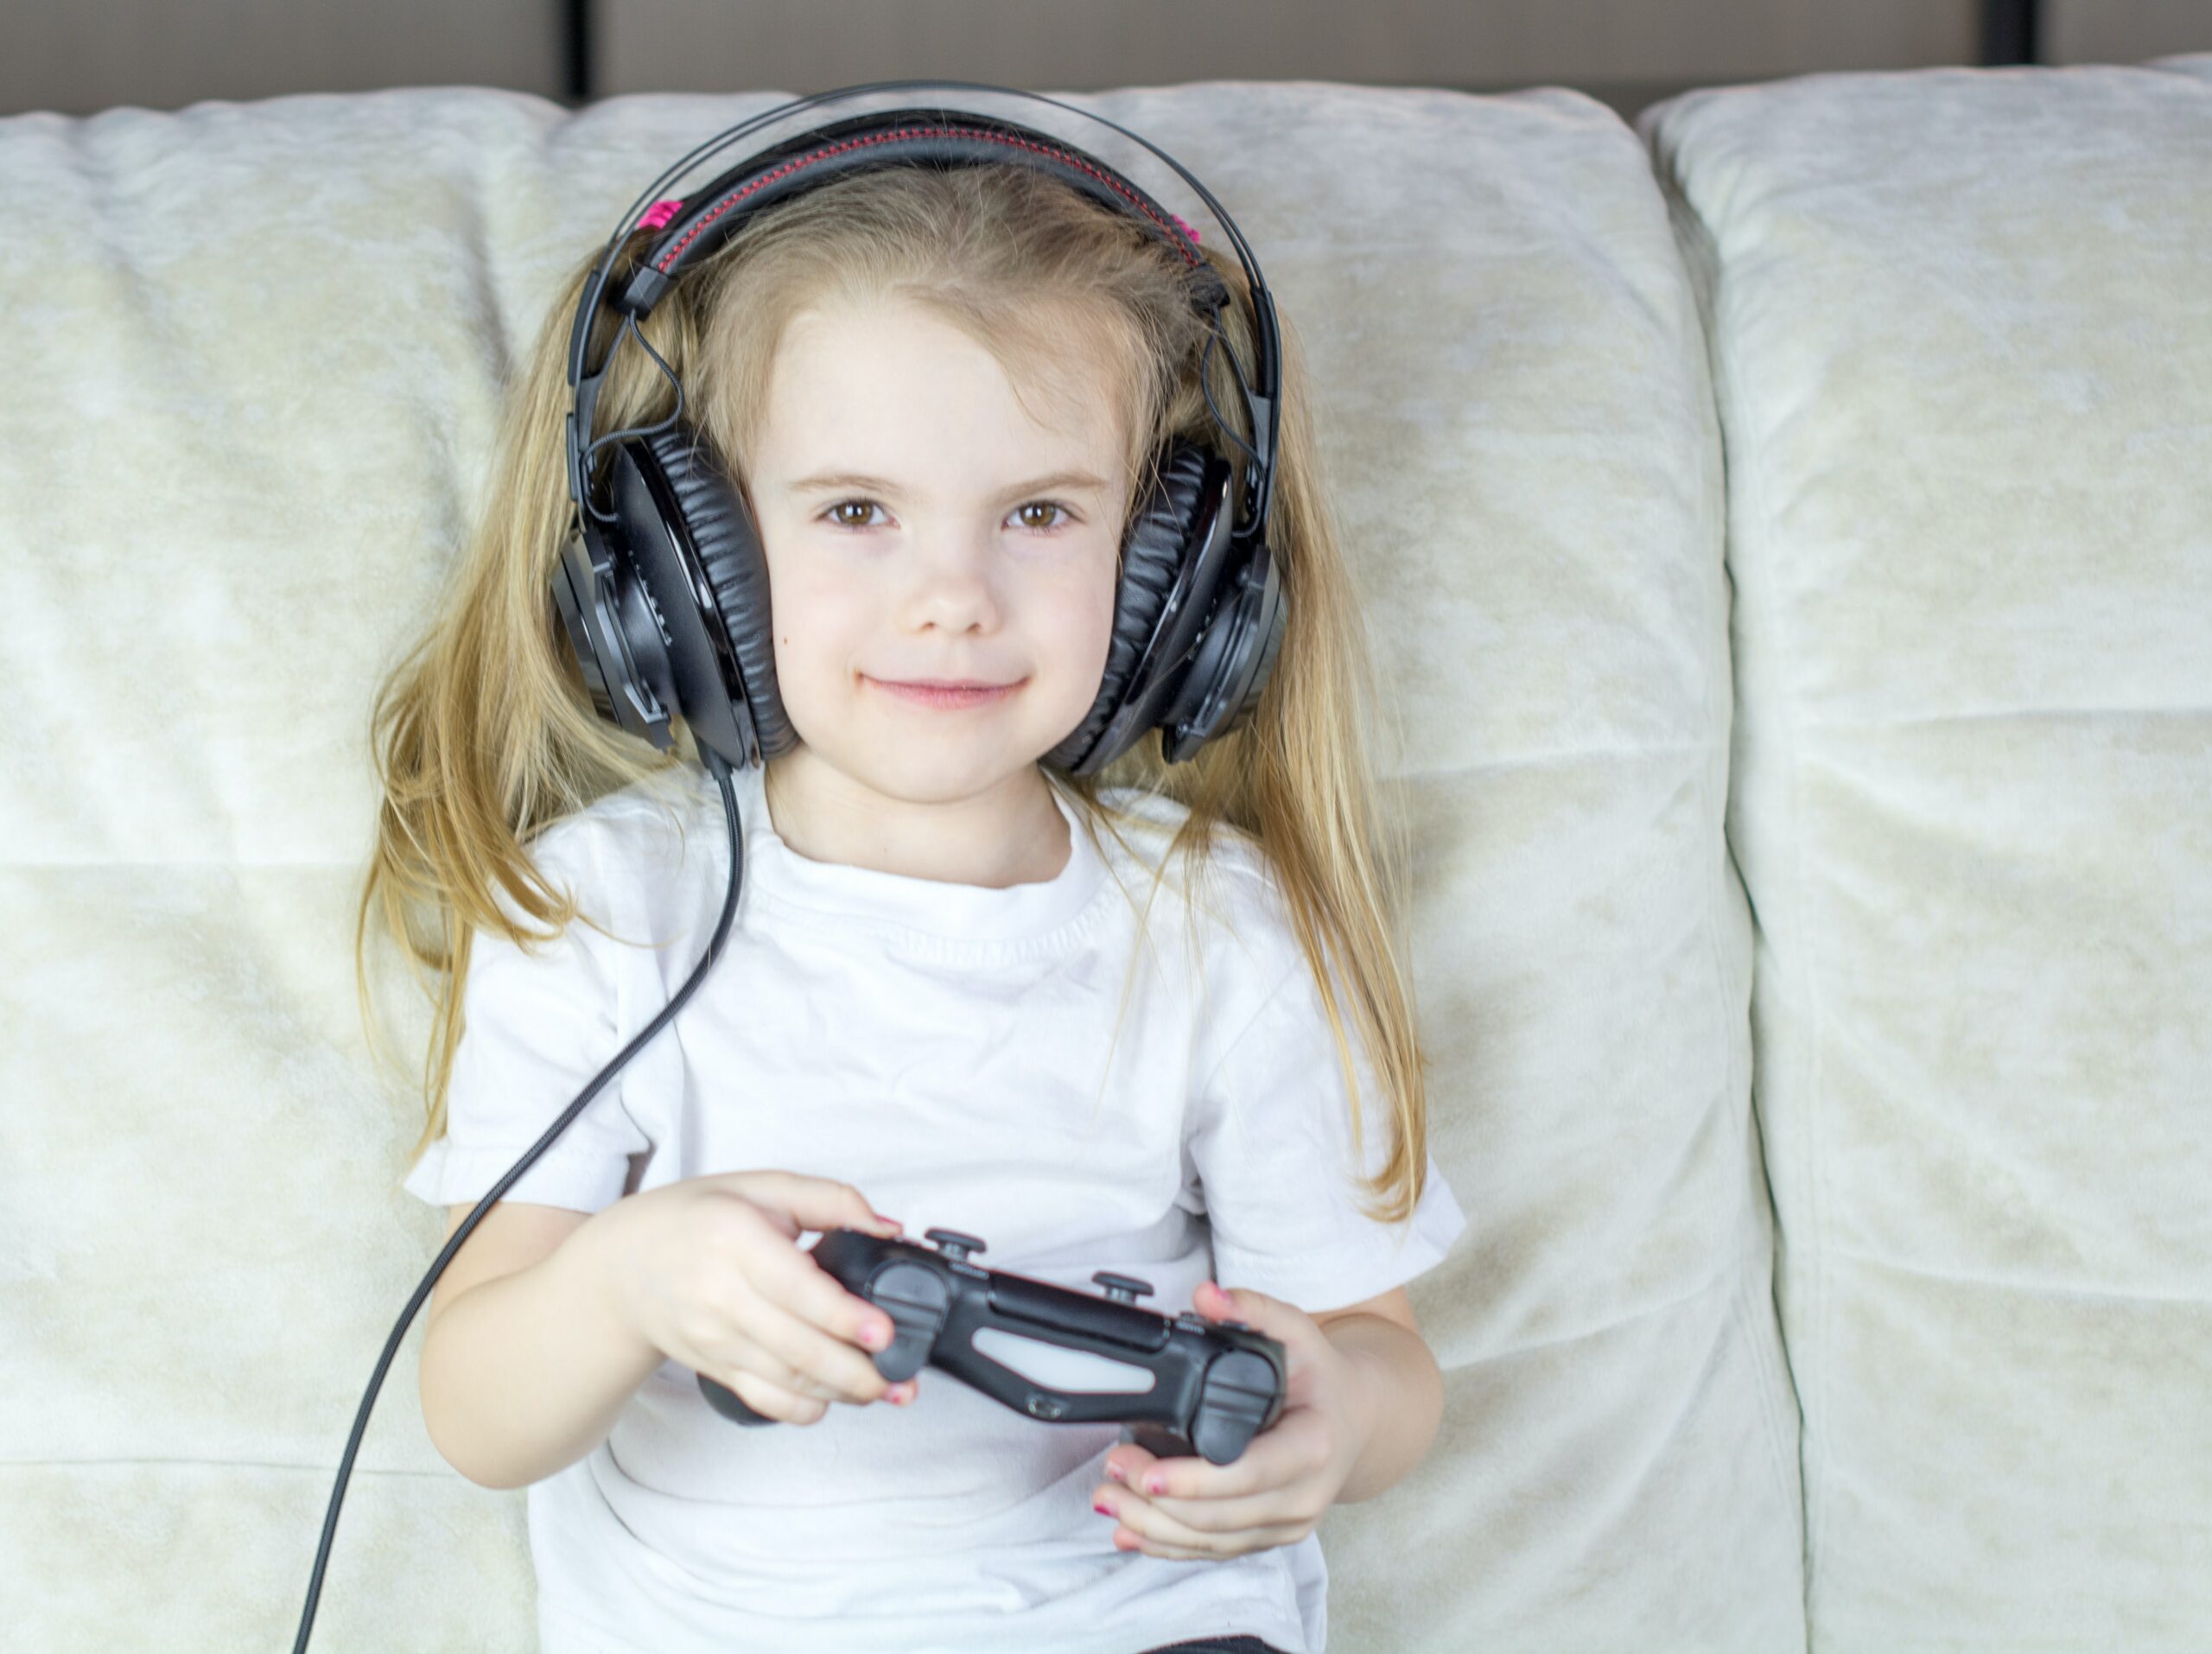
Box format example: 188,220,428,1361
0,82,1800,1649
1640,58,2212,1652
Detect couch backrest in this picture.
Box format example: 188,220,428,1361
1641,54,2212,1652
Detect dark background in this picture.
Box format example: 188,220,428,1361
6,1,2205,124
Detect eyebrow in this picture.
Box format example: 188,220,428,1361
786,468,1113,499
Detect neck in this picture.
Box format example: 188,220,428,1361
760,750,1072,889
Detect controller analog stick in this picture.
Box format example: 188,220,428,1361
925,1228,987,1263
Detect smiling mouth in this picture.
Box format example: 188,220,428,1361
867,676,1025,709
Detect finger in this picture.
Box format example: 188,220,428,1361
746,1224,904,1352
722,1368,829,1426
747,1173,904,1244
727,1278,899,1406
1112,1478,1316,1549
1103,1443,1158,1488
742,1249,906,1403
724,1338,915,1409
1106,1504,1309,1556
1133,1479,1310,1536
1120,1416,1310,1504
1116,1524,1219,1560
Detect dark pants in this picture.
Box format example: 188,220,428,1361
1136,1639,1288,1654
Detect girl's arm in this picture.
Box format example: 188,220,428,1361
1315,1297,1446,1505
418,1200,663,1491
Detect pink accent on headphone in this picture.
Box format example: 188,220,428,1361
640,193,1196,246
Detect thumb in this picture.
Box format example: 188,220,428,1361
1193,1278,1287,1331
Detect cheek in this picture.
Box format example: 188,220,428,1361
760,559,868,675
1044,552,1122,685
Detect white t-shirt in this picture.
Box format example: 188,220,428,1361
403,759,1467,1654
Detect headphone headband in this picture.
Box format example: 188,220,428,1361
563,81,1281,547
618,109,1211,310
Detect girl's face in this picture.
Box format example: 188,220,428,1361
742,293,1130,824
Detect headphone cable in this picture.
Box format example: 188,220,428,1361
293,744,745,1652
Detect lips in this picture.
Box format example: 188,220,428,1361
868,675,1024,709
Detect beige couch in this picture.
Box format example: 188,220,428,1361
4,60,2207,1652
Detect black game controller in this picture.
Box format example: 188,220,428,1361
695,1227,1287,1466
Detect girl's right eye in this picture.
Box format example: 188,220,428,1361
823,499,885,531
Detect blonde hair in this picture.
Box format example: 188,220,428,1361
358,160,1433,1225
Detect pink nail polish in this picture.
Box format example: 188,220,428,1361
1094,1499,1116,1517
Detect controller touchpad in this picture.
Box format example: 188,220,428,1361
970,1328,1159,1394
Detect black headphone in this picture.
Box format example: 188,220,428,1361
551,79,1289,779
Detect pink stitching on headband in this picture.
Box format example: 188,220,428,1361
648,129,1204,271
640,181,1196,249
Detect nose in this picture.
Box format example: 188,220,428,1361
899,530,1006,633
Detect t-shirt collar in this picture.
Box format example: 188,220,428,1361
705,760,1110,946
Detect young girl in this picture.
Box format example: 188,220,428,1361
358,140,1465,1654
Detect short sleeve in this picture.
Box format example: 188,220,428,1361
1184,957,1469,1317
399,821,653,1215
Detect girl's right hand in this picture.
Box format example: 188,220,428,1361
594,1170,920,1425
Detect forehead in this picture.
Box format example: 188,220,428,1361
753,294,1128,480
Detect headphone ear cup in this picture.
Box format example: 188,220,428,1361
1049,438,1248,778
1160,536,1285,760
1046,438,1204,774
625,423,802,765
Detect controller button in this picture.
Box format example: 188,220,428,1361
1091,1271,1155,1303
925,1227,987,1263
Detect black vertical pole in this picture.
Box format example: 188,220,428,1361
1982,0,2041,66
563,0,594,105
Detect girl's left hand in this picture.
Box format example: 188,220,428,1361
1090,1280,1376,1561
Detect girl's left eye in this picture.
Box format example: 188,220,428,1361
820,499,1076,531
1010,499,1074,531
